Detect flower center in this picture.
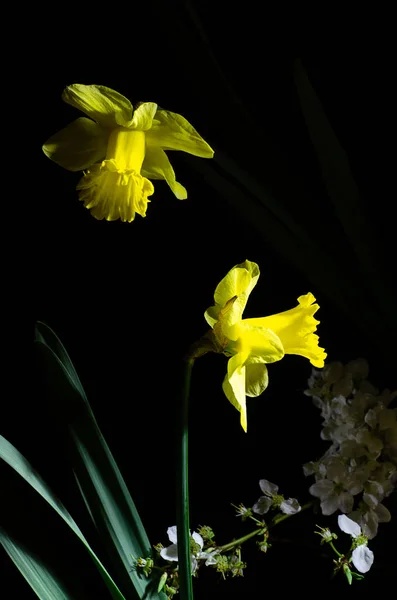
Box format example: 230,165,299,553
105,128,146,172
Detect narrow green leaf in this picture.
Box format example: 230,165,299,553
34,321,166,600
176,359,194,600
0,435,126,600
0,528,74,600
293,59,397,330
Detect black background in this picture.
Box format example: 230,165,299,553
2,2,396,597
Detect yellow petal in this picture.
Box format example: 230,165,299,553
142,147,187,199
62,84,133,129
245,292,327,368
203,305,221,328
146,110,214,157
205,260,260,329
245,359,269,397
130,102,158,131
222,352,249,432
227,321,285,363
42,117,108,171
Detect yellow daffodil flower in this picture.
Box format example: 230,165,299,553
204,260,327,432
43,84,214,222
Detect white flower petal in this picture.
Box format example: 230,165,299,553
280,498,301,515
192,531,204,550
338,514,361,538
338,492,354,514
303,461,317,476
259,479,278,495
166,526,178,544
191,557,198,573
309,479,334,500
363,493,378,509
160,543,179,562
361,511,378,539
252,496,272,515
352,545,374,573
375,503,391,523
320,495,339,515
198,549,219,566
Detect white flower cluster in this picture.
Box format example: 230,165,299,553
304,358,397,538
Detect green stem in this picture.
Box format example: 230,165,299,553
217,528,266,552
269,502,312,528
329,541,343,558
176,358,195,600
217,502,312,553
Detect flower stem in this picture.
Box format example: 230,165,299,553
217,503,312,553
269,502,312,528
176,358,195,600
217,528,266,552
329,541,343,558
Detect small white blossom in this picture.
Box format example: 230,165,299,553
253,479,301,515
160,526,217,572
338,515,374,573
315,525,336,543
197,548,219,566
309,458,362,515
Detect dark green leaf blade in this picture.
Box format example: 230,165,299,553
0,528,75,600
35,321,166,600
0,435,126,600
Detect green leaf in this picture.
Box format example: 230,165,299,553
176,359,194,600
0,435,126,600
293,58,397,340
34,321,166,600
0,528,74,600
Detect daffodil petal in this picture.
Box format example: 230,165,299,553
42,117,108,171
204,305,221,328
142,147,187,199
227,322,284,363
222,352,249,432
146,110,214,157
62,84,133,129
205,261,259,330
130,102,158,130
245,293,327,367
245,359,269,397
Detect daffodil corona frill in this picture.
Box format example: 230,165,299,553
42,84,214,222
204,260,327,432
